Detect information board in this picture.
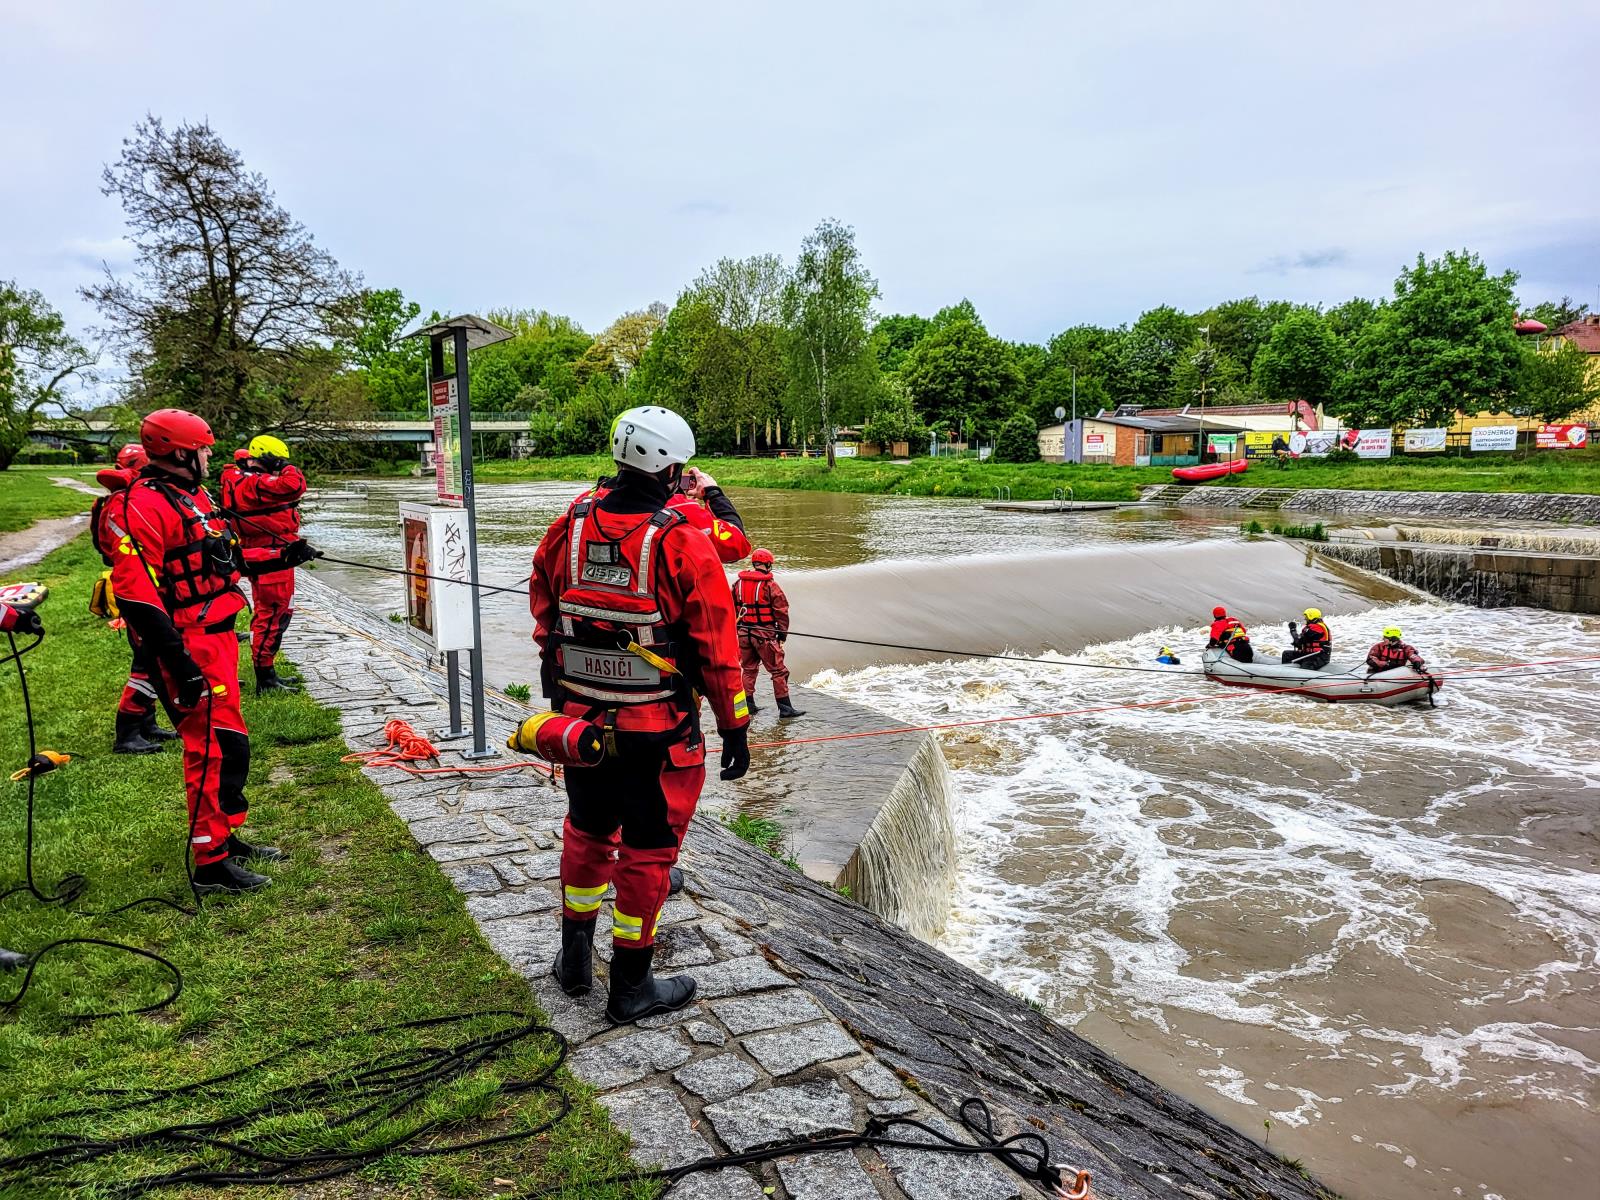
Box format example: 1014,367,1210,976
430,377,463,504
398,502,474,652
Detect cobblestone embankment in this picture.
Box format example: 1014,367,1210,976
1141,484,1600,523
286,575,1332,1200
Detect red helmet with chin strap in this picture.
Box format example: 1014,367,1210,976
115,443,148,471
751,547,774,567
1212,606,1227,619
141,408,215,457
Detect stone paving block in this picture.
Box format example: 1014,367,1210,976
674,1053,758,1102
848,1061,906,1100
491,859,528,886
660,896,699,925
532,830,556,849
693,956,795,1001
533,984,610,1044
570,1029,690,1090
668,1167,768,1200
409,813,493,846
637,1004,701,1030
389,796,448,822
656,926,715,969
427,839,528,863
700,920,757,958
868,1097,917,1117
440,862,501,894
744,1021,862,1078
704,1080,856,1154
478,915,560,968
466,889,559,922
511,850,563,879
482,812,525,840
777,1151,881,1200
875,1118,1023,1200
604,1086,710,1169
710,989,824,1036
685,1020,726,1047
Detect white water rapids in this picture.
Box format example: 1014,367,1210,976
811,600,1600,1200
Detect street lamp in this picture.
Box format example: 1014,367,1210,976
1196,326,1211,462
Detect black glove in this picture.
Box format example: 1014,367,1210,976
258,453,287,473
777,632,788,644
281,539,322,569
718,724,750,781
1288,621,1298,634
169,653,209,710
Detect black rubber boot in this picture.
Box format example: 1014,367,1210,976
746,701,761,715
113,711,163,754
227,833,285,863
668,866,685,895
553,916,596,997
607,945,697,1024
142,712,180,743
192,856,271,897
776,697,805,719
255,665,300,696
0,947,26,972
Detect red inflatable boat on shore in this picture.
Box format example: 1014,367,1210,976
1172,459,1249,483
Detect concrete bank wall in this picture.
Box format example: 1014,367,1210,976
1141,484,1600,523
283,575,1331,1200
1313,543,1600,612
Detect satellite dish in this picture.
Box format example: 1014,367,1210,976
1054,406,1067,420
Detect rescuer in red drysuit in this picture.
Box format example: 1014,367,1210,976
668,466,751,564
91,443,179,754
735,547,804,719
218,434,308,695
1207,606,1245,647
529,405,751,1024
1366,627,1426,674
105,409,319,896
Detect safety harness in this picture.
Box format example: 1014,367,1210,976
112,478,246,626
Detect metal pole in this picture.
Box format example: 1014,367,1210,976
453,326,496,759
445,649,464,735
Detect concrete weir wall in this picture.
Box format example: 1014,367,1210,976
1142,483,1600,523
286,575,1330,1200
1313,542,1600,613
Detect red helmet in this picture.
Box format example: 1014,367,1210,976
233,448,252,462
751,547,775,566
141,408,215,456
1212,606,1227,619
115,443,148,471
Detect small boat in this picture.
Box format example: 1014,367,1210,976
1172,459,1248,483
1201,648,1438,706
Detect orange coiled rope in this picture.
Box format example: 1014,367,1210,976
342,719,555,779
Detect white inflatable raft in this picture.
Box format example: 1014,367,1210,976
1201,648,1438,706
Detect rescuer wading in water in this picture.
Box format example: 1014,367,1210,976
522,406,751,1024
736,548,804,718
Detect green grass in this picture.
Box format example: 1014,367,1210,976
0,538,651,1200
720,812,801,871
0,466,100,534
474,448,1600,500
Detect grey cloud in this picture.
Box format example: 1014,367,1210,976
1249,248,1349,276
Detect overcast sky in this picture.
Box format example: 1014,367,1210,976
3,0,1596,357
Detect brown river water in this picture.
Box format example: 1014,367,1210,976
302,479,1600,1200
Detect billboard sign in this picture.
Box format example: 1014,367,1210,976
1403,428,1447,453
1290,430,1340,457
430,377,463,504
1536,423,1589,451
1351,428,1393,459
1470,424,1518,452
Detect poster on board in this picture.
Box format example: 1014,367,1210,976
430,377,464,504
1470,425,1518,452
1403,428,1447,453
1536,424,1588,450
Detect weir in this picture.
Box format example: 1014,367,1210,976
1313,541,1600,613
284,572,1335,1200
1141,484,1600,524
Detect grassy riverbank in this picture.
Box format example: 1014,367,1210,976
473,450,1600,499
0,537,648,1199
0,466,99,533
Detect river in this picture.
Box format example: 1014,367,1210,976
301,478,1599,1200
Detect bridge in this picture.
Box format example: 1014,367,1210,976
31,412,535,448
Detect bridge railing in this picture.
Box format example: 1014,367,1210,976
368,411,535,424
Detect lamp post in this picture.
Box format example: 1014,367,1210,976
1196,325,1211,462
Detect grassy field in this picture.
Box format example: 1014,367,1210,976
0,538,648,1199
0,466,100,534
474,449,1600,500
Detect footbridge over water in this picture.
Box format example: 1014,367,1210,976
30,412,534,451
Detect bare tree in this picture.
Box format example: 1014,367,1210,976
83,116,358,439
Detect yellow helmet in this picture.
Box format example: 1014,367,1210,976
1303,608,1322,621
1383,626,1402,639
248,434,290,460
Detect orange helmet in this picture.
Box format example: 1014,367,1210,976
751,547,775,567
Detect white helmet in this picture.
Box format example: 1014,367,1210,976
611,406,695,469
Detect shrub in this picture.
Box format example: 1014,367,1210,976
993,413,1041,464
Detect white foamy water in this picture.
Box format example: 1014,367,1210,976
810,601,1600,1200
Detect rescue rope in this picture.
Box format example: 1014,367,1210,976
340,718,555,780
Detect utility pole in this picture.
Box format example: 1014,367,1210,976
1196,326,1210,461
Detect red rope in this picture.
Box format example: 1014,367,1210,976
341,719,554,779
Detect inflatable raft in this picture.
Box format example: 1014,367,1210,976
1172,459,1248,483
1201,648,1438,706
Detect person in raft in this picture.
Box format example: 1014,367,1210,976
1206,607,1253,661
1282,608,1332,670
1366,626,1426,675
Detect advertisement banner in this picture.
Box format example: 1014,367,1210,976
430,377,463,504
1470,425,1518,452
1207,433,1239,455
1242,431,1278,459
1290,430,1340,457
1403,428,1447,453
1350,428,1392,459
1536,423,1589,451
1084,431,1111,456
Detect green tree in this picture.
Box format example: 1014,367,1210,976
84,117,358,440
1169,337,1246,408
689,255,790,452
0,281,96,469
1335,251,1521,426
782,219,879,467
1115,306,1198,406
899,320,1024,439
337,288,426,414
860,379,928,453
1196,297,1290,372
1524,297,1589,331
871,313,932,374
1252,308,1342,406
1325,297,1380,343
928,299,983,334
993,411,1041,463
1514,340,1600,422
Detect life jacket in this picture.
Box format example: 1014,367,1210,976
1299,618,1331,652
1209,616,1245,646
90,466,140,565
121,477,246,625
734,570,779,627
1368,640,1419,670
549,491,692,710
